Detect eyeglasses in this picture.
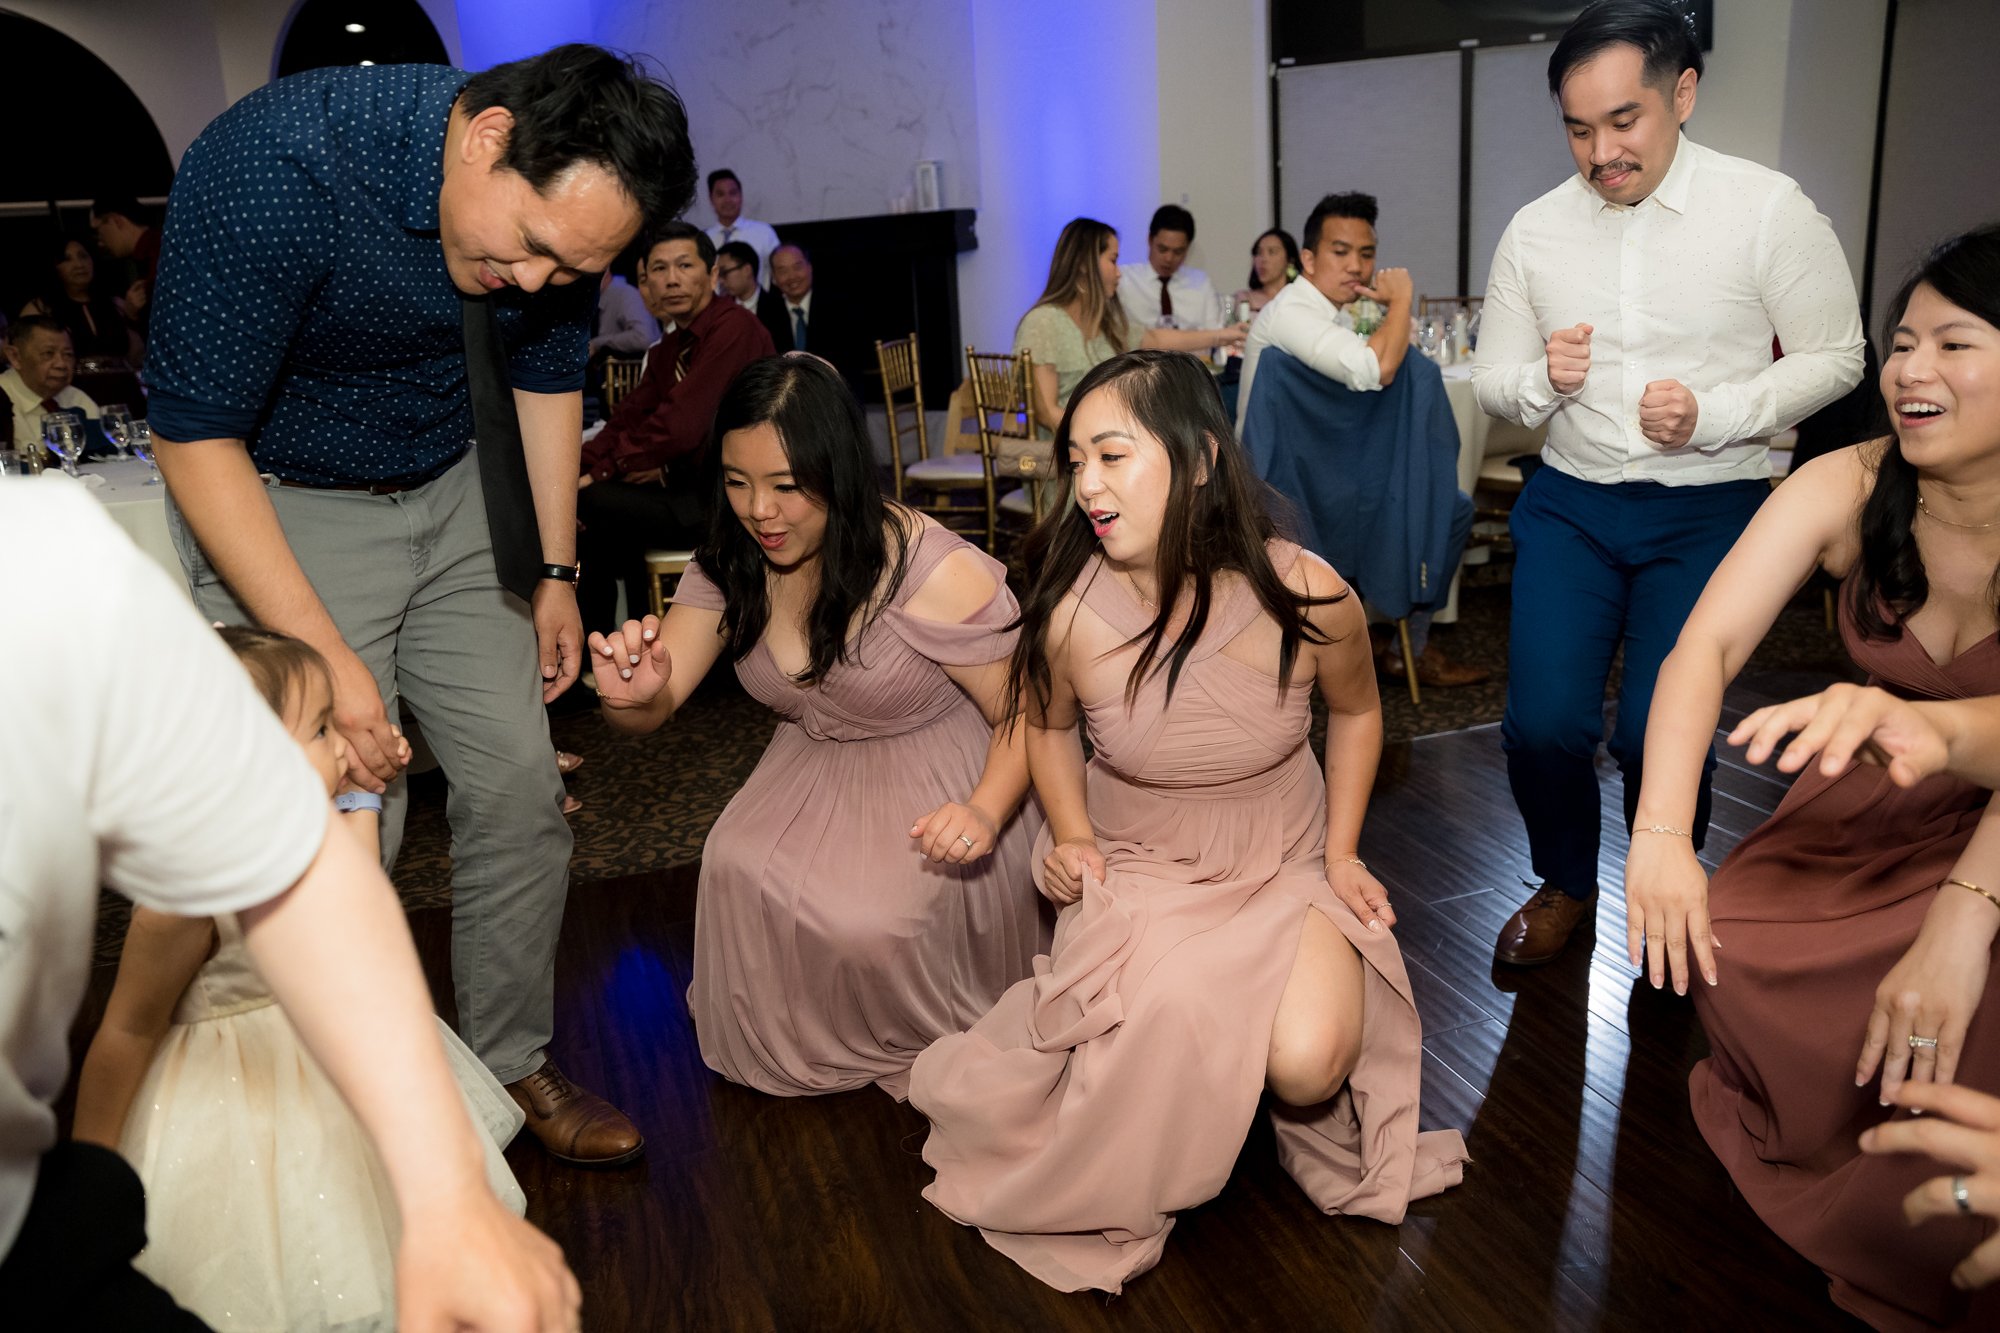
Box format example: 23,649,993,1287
716,263,745,279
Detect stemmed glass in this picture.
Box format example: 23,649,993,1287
102,404,135,460
130,420,163,485
43,415,84,478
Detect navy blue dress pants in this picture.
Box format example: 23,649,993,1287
1501,465,1768,898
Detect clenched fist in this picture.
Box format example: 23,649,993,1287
1547,322,1592,395
1639,379,1699,449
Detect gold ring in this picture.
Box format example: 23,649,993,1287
959,834,976,849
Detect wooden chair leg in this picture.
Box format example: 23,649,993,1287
1397,617,1422,707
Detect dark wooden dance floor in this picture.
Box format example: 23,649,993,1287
68,676,1871,1331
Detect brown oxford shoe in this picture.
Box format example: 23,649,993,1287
1493,884,1598,967
506,1059,645,1168
1379,641,1492,689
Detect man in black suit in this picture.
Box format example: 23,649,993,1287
756,244,863,392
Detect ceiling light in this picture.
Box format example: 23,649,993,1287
345,22,366,33
359,59,375,66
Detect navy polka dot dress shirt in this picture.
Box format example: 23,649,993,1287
146,66,595,485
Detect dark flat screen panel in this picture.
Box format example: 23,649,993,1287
1273,0,1713,67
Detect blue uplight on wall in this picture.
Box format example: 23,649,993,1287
452,0,598,71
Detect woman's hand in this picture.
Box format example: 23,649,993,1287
1728,682,1949,787
1623,831,1716,993
1326,857,1394,932
1861,1081,2000,1290
910,802,1000,865
1857,910,1992,1099
1041,837,1105,906
587,616,672,711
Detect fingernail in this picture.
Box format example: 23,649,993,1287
601,644,613,656
644,629,656,640
1369,919,1384,932
629,654,640,665
1880,1098,1891,1107
1705,972,1716,986
620,668,632,679
1856,1074,1868,1086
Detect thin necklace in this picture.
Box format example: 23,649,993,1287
1917,491,2000,531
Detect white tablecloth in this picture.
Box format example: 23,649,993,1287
35,460,186,596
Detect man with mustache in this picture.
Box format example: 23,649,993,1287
1473,0,1863,967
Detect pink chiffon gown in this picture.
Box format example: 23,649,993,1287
1691,585,2000,1332
909,544,1469,1293
675,525,1049,1099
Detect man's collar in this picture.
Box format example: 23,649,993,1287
682,293,728,334
1586,132,1697,217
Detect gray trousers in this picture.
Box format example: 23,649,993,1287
167,449,569,1083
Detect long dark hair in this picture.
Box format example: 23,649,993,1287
1026,218,1127,351
1006,350,1343,719
1246,227,1300,294
698,355,913,682
1851,224,2000,640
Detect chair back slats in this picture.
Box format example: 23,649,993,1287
875,334,930,501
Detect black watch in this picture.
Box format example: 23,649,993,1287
539,561,581,583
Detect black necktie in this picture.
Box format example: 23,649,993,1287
1159,275,1173,320
461,294,543,602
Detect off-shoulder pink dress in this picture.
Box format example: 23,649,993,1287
909,544,1468,1293
674,525,1048,1099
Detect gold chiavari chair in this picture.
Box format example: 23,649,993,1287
602,356,645,414
875,333,932,503
963,347,1053,549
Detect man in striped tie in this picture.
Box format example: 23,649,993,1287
577,221,775,632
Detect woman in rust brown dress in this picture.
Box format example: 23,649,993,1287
1623,226,2000,1331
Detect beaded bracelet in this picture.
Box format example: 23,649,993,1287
1330,856,1367,871
1945,878,2000,914
1635,823,1692,839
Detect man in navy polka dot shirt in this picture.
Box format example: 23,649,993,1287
147,45,694,1169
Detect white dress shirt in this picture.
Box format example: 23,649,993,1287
0,485,329,1252
1118,262,1222,332
705,218,781,289
589,275,661,357
2,369,99,450
1235,278,1381,434
1472,135,1863,486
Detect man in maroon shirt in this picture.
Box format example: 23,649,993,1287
89,195,162,325
577,220,774,631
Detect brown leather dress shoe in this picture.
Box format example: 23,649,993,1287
1493,884,1598,966
506,1059,645,1167
1380,642,1492,688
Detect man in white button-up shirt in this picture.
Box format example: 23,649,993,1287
1475,0,1863,966
703,168,781,291
1118,204,1225,334
1241,191,1488,687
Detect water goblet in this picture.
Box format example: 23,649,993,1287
103,404,135,460
43,416,83,478
130,420,163,485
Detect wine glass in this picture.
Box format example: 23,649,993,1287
102,404,135,460
43,416,83,478
130,420,163,485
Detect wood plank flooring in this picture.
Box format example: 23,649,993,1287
67,678,1873,1331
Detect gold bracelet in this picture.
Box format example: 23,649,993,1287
1331,856,1367,871
1636,824,1692,839
1945,878,2000,914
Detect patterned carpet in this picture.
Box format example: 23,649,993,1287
92,575,1853,963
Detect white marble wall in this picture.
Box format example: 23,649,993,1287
600,0,981,226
